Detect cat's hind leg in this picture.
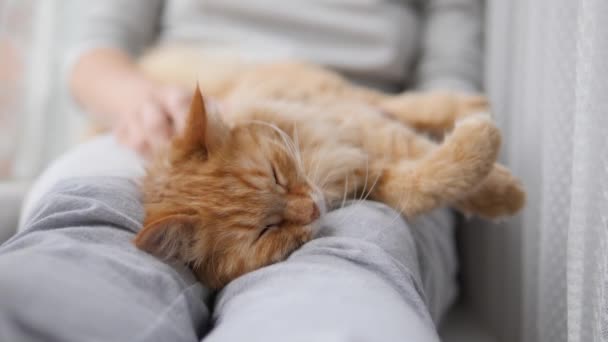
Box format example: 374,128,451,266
453,163,526,219
372,113,501,218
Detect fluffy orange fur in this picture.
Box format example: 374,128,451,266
134,46,526,289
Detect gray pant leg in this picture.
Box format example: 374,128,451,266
19,135,144,231
0,178,210,342
204,201,457,342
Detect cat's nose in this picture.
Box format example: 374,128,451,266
285,198,321,224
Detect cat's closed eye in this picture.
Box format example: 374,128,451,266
256,220,281,242
271,164,279,185
265,215,283,229
270,164,287,191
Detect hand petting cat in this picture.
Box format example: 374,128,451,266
70,48,192,156
113,84,191,156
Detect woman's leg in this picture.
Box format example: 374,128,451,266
2,139,211,342
204,201,457,342
19,134,145,230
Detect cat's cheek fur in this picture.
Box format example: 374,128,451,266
194,225,314,289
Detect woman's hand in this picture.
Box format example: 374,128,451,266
70,48,192,157
113,85,191,156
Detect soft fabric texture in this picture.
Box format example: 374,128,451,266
18,136,145,229
4,136,457,341
2,178,210,342
206,201,452,342
67,0,483,92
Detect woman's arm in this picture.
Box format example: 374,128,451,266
414,0,484,92
70,48,152,125
67,1,191,154
68,0,164,117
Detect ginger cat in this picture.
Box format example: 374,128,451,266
134,46,525,289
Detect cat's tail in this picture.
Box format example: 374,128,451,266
374,113,501,218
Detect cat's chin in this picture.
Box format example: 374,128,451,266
309,221,323,238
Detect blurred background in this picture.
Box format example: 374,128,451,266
0,1,84,182
0,1,606,342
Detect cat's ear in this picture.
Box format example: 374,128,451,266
173,86,229,159
134,213,199,261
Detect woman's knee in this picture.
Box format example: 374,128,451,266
316,200,416,247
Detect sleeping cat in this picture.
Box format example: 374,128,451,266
134,46,525,289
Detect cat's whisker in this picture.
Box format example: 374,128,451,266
305,151,313,177
307,181,328,215
265,136,303,177
341,178,381,228
333,168,366,228
358,193,409,242
268,140,295,159
317,169,332,189
310,146,323,185
329,175,357,228
357,157,370,202
315,167,334,189
340,174,349,211
318,169,343,191
279,134,298,162
309,154,318,185
356,162,381,206
338,175,383,230
292,121,305,179
384,194,412,231
244,120,302,168
287,125,301,151
360,172,382,204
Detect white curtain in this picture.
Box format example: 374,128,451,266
0,0,84,181
486,0,608,341
0,0,34,179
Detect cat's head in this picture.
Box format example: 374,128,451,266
134,87,324,289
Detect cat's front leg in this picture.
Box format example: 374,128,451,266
453,163,526,219
372,114,501,218
377,91,489,137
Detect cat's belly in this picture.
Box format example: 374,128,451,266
226,97,420,168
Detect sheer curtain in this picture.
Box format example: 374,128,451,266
0,0,84,181
0,0,36,179
485,0,608,341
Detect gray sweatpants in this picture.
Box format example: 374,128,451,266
1,136,457,341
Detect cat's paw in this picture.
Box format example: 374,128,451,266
455,164,527,219
452,113,502,161
443,113,502,195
